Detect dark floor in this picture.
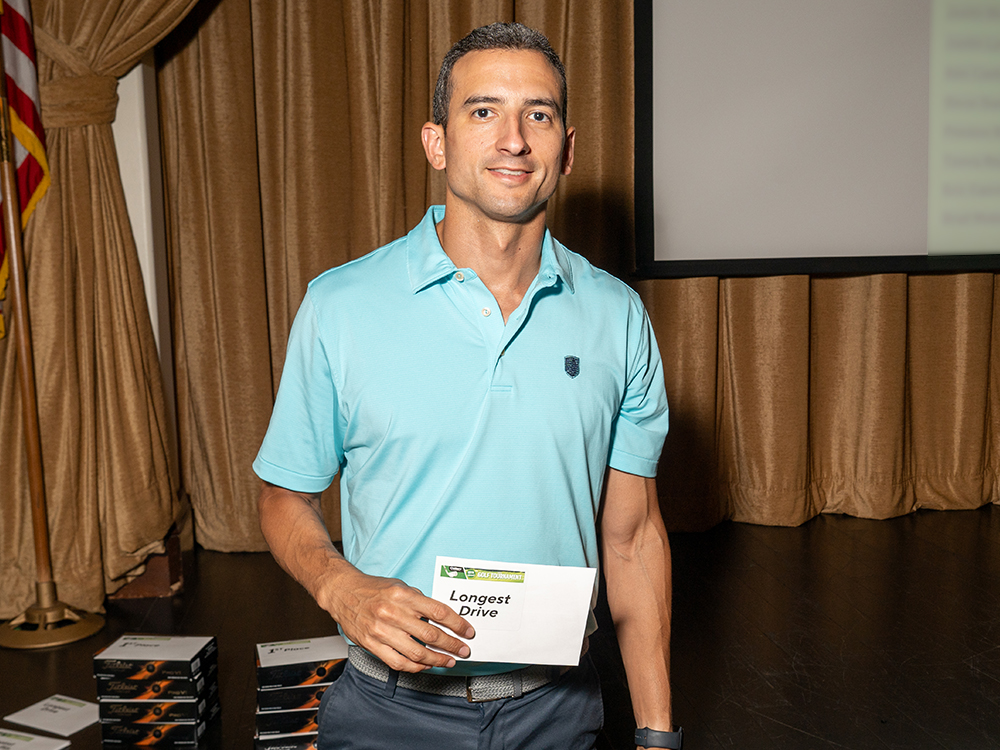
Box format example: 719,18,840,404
1,504,998,749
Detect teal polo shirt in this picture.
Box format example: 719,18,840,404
254,205,668,671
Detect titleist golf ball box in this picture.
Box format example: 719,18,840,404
254,708,320,738
255,636,348,690
256,684,330,713
255,636,347,747
99,718,210,746
95,659,218,699
98,690,220,724
253,733,318,750
94,633,222,745
94,635,218,682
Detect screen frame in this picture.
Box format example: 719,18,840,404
633,0,1000,278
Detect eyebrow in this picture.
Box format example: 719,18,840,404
463,95,504,109
524,97,561,114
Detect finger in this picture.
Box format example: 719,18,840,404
414,595,476,641
338,619,440,673
370,604,472,663
407,616,472,660
365,628,461,672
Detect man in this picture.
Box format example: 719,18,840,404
254,22,680,750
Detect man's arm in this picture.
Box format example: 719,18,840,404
600,468,673,735
257,481,475,672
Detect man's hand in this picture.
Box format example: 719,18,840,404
258,481,475,673
314,563,476,672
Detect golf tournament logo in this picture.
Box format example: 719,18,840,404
440,565,525,583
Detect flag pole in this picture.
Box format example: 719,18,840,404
0,3,102,649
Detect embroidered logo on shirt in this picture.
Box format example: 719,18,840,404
564,355,580,378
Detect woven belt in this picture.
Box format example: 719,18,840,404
347,646,562,703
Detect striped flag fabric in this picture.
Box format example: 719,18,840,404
0,0,49,338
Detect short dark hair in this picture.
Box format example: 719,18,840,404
432,22,567,130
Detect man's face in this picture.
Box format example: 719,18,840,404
424,49,575,225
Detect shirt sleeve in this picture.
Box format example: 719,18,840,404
607,298,669,477
252,290,344,493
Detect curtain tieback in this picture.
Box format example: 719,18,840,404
33,24,117,128
39,75,118,128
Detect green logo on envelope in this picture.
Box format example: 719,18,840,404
441,565,467,579
440,565,525,583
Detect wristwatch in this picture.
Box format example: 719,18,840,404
635,726,683,749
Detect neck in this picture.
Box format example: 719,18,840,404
436,201,548,322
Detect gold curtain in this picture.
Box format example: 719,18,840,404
156,0,998,552
0,0,196,617
644,273,999,531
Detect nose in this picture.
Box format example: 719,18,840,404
496,116,529,156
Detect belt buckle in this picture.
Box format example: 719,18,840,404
465,674,503,703
465,677,485,703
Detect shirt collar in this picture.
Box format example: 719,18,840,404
407,205,576,295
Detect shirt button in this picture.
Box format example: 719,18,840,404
481,307,491,317
455,272,465,282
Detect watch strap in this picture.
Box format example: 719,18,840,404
635,726,683,749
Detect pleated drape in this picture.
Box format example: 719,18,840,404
0,0,197,617
156,0,274,552
645,274,999,531
156,0,998,553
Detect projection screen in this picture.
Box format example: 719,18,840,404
634,0,1000,276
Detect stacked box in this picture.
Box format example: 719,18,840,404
254,636,348,750
254,735,319,750
94,635,220,747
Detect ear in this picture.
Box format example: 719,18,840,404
422,122,447,171
561,125,576,176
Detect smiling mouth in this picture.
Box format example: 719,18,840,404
490,168,531,176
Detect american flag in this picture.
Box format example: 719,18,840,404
0,0,49,338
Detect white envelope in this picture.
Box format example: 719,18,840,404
3,694,96,738
0,730,69,750
430,556,597,666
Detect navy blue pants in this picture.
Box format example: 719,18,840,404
316,657,604,750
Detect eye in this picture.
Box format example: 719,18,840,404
529,111,551,123
473,108,491,119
